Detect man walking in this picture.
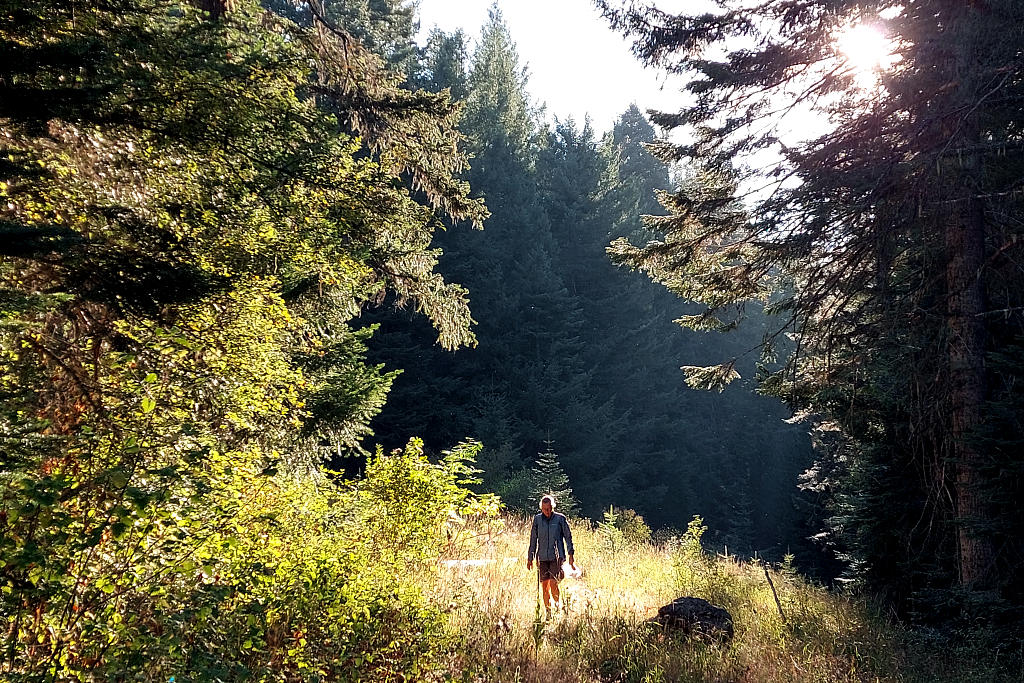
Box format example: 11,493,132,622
526,494,575,618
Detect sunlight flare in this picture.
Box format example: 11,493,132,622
836,22,900,88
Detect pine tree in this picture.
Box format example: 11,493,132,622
263,0,420,78
722,474,756,556
434,7,601,488
417,28,470,100
530,443,580,517
598,0,1024,618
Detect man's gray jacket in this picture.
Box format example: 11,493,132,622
528,511,574,562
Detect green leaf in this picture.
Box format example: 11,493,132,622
107,469,129,489
141,397,156,413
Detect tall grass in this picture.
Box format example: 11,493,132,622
429,515,1021,682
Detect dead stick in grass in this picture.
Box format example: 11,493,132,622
764,566,788,625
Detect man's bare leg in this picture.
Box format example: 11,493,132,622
550,579,561,611
542,579,553,616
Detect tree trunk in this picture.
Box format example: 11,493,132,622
946,185,994,588
942,1,996,591
193,0,234,20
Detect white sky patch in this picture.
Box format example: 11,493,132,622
416,0,689,133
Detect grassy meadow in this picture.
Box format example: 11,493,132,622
428,515,1021,683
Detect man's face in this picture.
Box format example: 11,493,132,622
541,500,553,517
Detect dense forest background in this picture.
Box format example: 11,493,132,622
359,10,815,558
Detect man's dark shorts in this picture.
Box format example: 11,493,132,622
537,558,564,582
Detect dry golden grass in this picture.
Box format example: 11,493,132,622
427,515,1020,683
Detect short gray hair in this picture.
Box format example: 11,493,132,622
539,495,556,509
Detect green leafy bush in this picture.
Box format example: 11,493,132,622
2,437,497,680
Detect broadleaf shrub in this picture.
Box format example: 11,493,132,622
2,439,497,680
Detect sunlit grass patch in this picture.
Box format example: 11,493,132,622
430,514,1021,682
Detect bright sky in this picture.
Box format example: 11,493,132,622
415,0,896,196
416,0,687,134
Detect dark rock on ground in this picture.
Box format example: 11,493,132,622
651,596,734,642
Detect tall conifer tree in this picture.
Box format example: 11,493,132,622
530,443,580,516
598,0,1024,617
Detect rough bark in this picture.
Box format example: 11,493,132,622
945,4,995,586
193,0,233,19
946,184,994,587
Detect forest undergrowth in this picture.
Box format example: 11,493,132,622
4,437,1020,681
433,516,1022,683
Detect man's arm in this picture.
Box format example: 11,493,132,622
562,516,575,567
